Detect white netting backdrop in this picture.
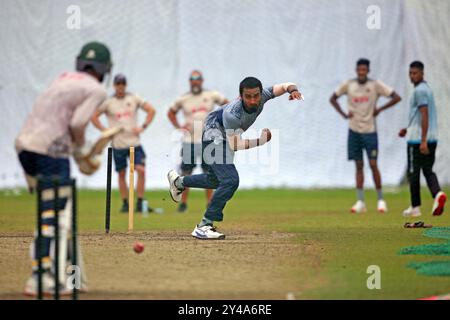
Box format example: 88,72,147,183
1,0,449,189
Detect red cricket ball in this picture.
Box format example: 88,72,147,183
133,241,144,254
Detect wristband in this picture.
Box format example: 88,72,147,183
288,89,298,94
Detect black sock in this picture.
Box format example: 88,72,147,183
123,199,128,205
137,198,143,205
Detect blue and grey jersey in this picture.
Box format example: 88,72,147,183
407,81,438,144
203,87,275,141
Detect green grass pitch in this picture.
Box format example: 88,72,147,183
1,187,449,299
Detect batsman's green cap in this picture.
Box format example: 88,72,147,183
76,41,112,77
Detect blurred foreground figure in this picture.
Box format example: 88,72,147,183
15,42,112,296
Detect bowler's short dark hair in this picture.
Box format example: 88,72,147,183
239,77,262,95
357,58,370,68
410,61,424,71
356,58,370,68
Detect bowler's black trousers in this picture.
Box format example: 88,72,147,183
407,142,441,207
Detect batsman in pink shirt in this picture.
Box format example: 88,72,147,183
16,42,113,296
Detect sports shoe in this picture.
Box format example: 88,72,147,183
178,203,187,213
432,191,447,216
404,221,433,228
191,225,225,240
136,200,154,213
377,200,388,213
120,200,129,213
402,206,422,217
351,200,367,213
136,206,154,213
23,272,71,297
167,170,183,203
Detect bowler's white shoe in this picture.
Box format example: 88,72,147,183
351,200,367,213
23,272,71,297
377,200,388,213
167,170,183,203
402,206,422,218
432,191,447,216
191,225,225,240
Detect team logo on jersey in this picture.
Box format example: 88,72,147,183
366,88,371,93
352,96,369,103
115,111,132,120
86,49,96,59
192,106,208,113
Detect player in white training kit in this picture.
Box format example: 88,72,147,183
167,70,228,212
92,74,156,213
330,58,401,213
16,42,112,295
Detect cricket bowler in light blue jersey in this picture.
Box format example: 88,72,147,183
168,77,304,239
399,61,446,218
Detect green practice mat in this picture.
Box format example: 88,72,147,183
400,227,450,276
423,227,450,240
408,261,450,276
